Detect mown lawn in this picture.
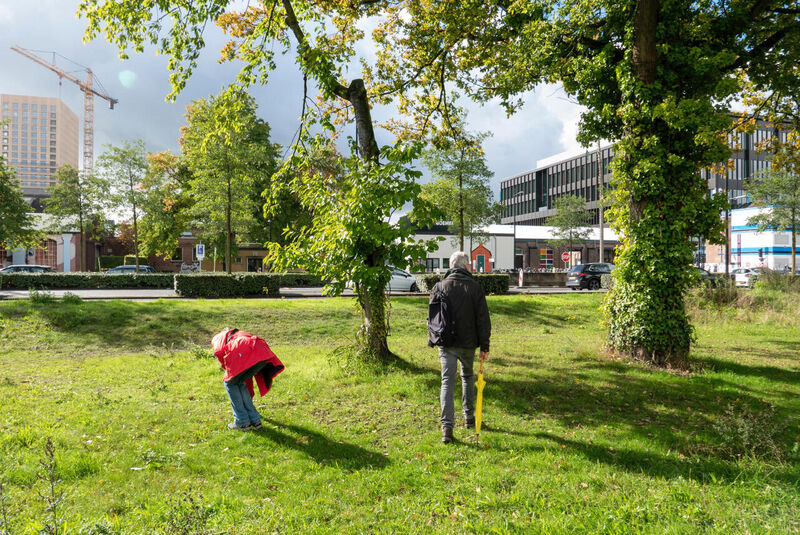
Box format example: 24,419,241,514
0,293,798,534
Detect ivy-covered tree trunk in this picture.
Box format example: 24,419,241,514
604,0,721,365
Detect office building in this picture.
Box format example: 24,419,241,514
500,123,789,227
1,94,79,202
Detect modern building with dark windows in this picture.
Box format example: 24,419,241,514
500,123,787,228
1,94,79,204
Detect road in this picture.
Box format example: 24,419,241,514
0,285,594,300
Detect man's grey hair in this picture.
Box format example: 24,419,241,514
449,251,471,271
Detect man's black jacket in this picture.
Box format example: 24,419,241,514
429,267,491,352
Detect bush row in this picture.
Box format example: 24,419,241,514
0,272,175,289
173,273,282,298
278,273,326,287
414,273,509,295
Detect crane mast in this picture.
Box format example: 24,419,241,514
11,45,117,176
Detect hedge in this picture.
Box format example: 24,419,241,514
0,272,175,290
278,273,326,287
414,273,509,295
174,273,281,298
600,273,615,290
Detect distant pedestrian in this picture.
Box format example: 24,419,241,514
212,328,284,431
427,251,491,444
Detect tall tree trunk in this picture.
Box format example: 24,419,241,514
131,174,140,272
284,0,389,362
792,214,797,275
226,172,232,275
459,170,465,251
607,0,700,366
78,212,84,272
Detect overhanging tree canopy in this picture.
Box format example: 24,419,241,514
369,0,800,365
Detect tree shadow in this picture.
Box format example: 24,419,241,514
487,299,592,327
700,356,800,385
532,432,800,486
390,350,798,478
255,418,389,471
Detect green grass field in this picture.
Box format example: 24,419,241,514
0,293,798,534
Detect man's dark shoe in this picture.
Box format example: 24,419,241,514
465,418,475,429
441,426,454,444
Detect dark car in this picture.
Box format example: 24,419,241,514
106,265,156,274
566,263,614,290
0,264,54,273
694,267,722,287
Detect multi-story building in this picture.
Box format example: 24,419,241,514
0,94,79,203
500,123,790,227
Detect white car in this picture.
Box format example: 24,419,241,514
734,267,766,288
345,268,420,292
387,268,419,292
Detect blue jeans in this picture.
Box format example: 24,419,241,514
439,346,476,429
224,381,262,427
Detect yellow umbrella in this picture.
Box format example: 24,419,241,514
475,352,487,442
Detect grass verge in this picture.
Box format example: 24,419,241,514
0,293,798,533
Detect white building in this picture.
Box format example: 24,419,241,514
410,223,620,272
729,207,797,270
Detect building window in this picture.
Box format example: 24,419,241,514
442,258,450,269
235,257,242,264
425,258,440,272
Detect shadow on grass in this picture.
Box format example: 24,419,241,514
389,351,799,484
487,298,594,327
700,356,800,385
533,432,800,487
255,418,389,471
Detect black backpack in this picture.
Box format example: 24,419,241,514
428,287,457,347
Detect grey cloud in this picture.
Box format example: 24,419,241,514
1,1,583,200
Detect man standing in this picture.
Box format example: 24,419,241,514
428,251,491,444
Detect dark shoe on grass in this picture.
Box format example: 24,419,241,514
441,426,454,444
249,422,263,431
227,422,251,431
465,418,475,429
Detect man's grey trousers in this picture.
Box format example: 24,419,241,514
439,346,476,429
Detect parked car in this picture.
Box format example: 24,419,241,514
735,267,768,288
387,267,419,292
0,264,54,273
694,267,722,287
106,265,157,274
345,267,420,292
566,263,614,290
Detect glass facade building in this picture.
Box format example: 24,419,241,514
500,123,788,227
1,94,79,200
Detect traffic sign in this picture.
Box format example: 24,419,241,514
196,243,205,261
561,251,570,262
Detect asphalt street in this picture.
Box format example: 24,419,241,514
0,285,591,300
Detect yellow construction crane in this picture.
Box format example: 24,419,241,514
11,45,118,176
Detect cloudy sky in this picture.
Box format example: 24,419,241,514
0,0,587,197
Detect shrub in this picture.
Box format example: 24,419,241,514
753,271,800,293
711,401,787,462
28,288,57,304
0,273,174,290
174,273,281,298
413,273,509,295
692,278,739,307
60,292,83,305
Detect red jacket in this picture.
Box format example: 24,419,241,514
212,329,284,397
